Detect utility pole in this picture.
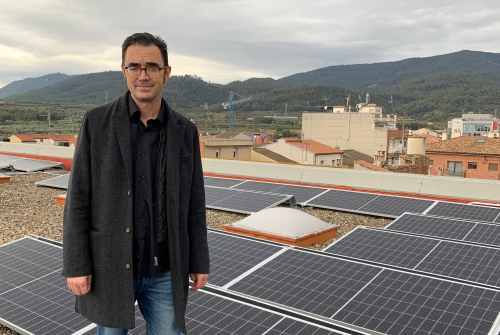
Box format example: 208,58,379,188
322,96,329,107
105,91,109,104
389,95,394,114
402,109,406,154
284,103,288,117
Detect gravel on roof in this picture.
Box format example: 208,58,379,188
0,174,391,335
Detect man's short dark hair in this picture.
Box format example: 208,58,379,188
122,33,169,67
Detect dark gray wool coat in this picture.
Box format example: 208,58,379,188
61,91,210,333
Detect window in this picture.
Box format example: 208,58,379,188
447,161,463,176
489,163,499,171
215,149,220,158
468,162,477,170
429,160,434,168
233,148,238,159
320,160,324,165
332,160,335,165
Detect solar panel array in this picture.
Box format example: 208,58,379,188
35,173,70,189
387,213,500,247
323,227,500,289
0,154,64,173
205,176,437,218
0,238,91,335
0,236,352,335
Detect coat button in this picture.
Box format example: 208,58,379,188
126,264,131,269
125,228,131,233
127,190,131,196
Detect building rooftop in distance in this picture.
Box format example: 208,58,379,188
252,147,297,163
427,136,500,155
343,149,374,166
283,137,344,154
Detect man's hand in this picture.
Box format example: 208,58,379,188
67,275,92,296
189,273,208,291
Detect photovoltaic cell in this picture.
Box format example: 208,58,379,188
0,155,22,164
357,195,434,217
415,241,500,288
426,202,500,223
386,213,478,241
35,173,70,190
333,269,500,335
322,227,440,268
204,176,245,188
207,231,284,287
229,249,383,318
9,158,64,173
306,189,378,211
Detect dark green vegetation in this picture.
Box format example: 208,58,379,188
2,50,500,126
0,73,75,99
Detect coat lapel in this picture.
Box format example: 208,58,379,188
113,93,133,187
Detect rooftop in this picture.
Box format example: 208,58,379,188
252,147,297,163
426,136,500,155
283,137,344,154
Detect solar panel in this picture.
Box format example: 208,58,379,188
35,174,70,189
233,180,284,193
272,184,328,204
204,176,245,188
205,186,241,205
0,238,92,335
205,186,294,214
207,230,285,287
426,202,500,223
386,213,479,241
322,227,439,268
357,195,435,217
209,191,294,214
8,158,64,173
305,189,379,212
332,269,500,335
0,155,22,164
228,249,383,318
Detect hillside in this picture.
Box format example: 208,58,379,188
4,50,500,121
279,50,500,91
0,73,74,99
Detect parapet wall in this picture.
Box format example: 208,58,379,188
1,142,497,203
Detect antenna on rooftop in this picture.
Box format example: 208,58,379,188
322,96,329,107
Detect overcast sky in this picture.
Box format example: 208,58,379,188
1,0,499,88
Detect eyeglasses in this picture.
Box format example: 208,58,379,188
123,66,167,78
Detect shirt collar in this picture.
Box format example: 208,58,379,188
128,93,165,125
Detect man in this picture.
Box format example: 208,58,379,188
62,33,210,334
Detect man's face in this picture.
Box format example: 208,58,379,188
121,44,171,103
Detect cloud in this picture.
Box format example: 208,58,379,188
1,0,500,88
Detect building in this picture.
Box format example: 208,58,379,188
200,132,253,160
426,136,500,179
246,132,274,145
9,134,76,146
387,130,410,165
264,137,343,166
342,149,374,167
412,128,441,138
448,113,499,138
0,101,7,106
301,112,397,158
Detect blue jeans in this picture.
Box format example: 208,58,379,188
96,271,181,335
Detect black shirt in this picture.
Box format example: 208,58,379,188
129,95,169,278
